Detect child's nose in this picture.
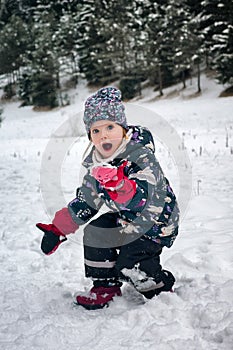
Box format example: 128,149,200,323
100,129,107,139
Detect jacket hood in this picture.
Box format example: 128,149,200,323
129,125,155,153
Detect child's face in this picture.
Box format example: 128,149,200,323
90,120,124,158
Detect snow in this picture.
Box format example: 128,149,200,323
0,75,233,349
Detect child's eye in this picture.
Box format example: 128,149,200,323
107,125,114,130
92,129,99,134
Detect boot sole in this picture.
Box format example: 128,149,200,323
73,300,109,310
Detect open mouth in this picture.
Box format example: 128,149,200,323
102,143,112,151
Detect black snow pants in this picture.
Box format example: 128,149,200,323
83,212,163,285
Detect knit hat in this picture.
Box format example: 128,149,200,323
83,87,128,136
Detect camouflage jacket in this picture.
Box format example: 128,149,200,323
68,125,179,248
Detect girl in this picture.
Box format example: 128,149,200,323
37,87,180,310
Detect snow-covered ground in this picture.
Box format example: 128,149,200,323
0,75,233,350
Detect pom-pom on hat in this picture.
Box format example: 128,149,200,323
83,87,128,137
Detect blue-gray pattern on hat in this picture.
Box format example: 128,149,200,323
83,87,128,135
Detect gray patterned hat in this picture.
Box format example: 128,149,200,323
83,87,128,136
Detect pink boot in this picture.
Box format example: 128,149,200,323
76,286,122,310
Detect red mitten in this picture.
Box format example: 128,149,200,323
52,207,79,235
106,178,136,203
101,162,137,204
36,223,67,255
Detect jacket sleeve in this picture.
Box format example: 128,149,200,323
67,173,103,225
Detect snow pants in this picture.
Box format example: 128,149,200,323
83,212,163,284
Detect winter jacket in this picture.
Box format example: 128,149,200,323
68,125,179,248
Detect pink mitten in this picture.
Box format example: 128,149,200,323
104,161,136,203
91,162,136,204
91,165,118,185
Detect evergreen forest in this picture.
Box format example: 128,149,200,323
0,0,232,107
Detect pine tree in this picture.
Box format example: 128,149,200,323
19,72,32,106
212,1,233,85
0,14,29,76
131,0,149,88
74,0,111,85
145,0,175,95
188,7,205,93
200,0,233,85
75,0,146,91
53,5,80,87
30,1,59,108
166,0,193,88
200,1,224,65
104,0,146,97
